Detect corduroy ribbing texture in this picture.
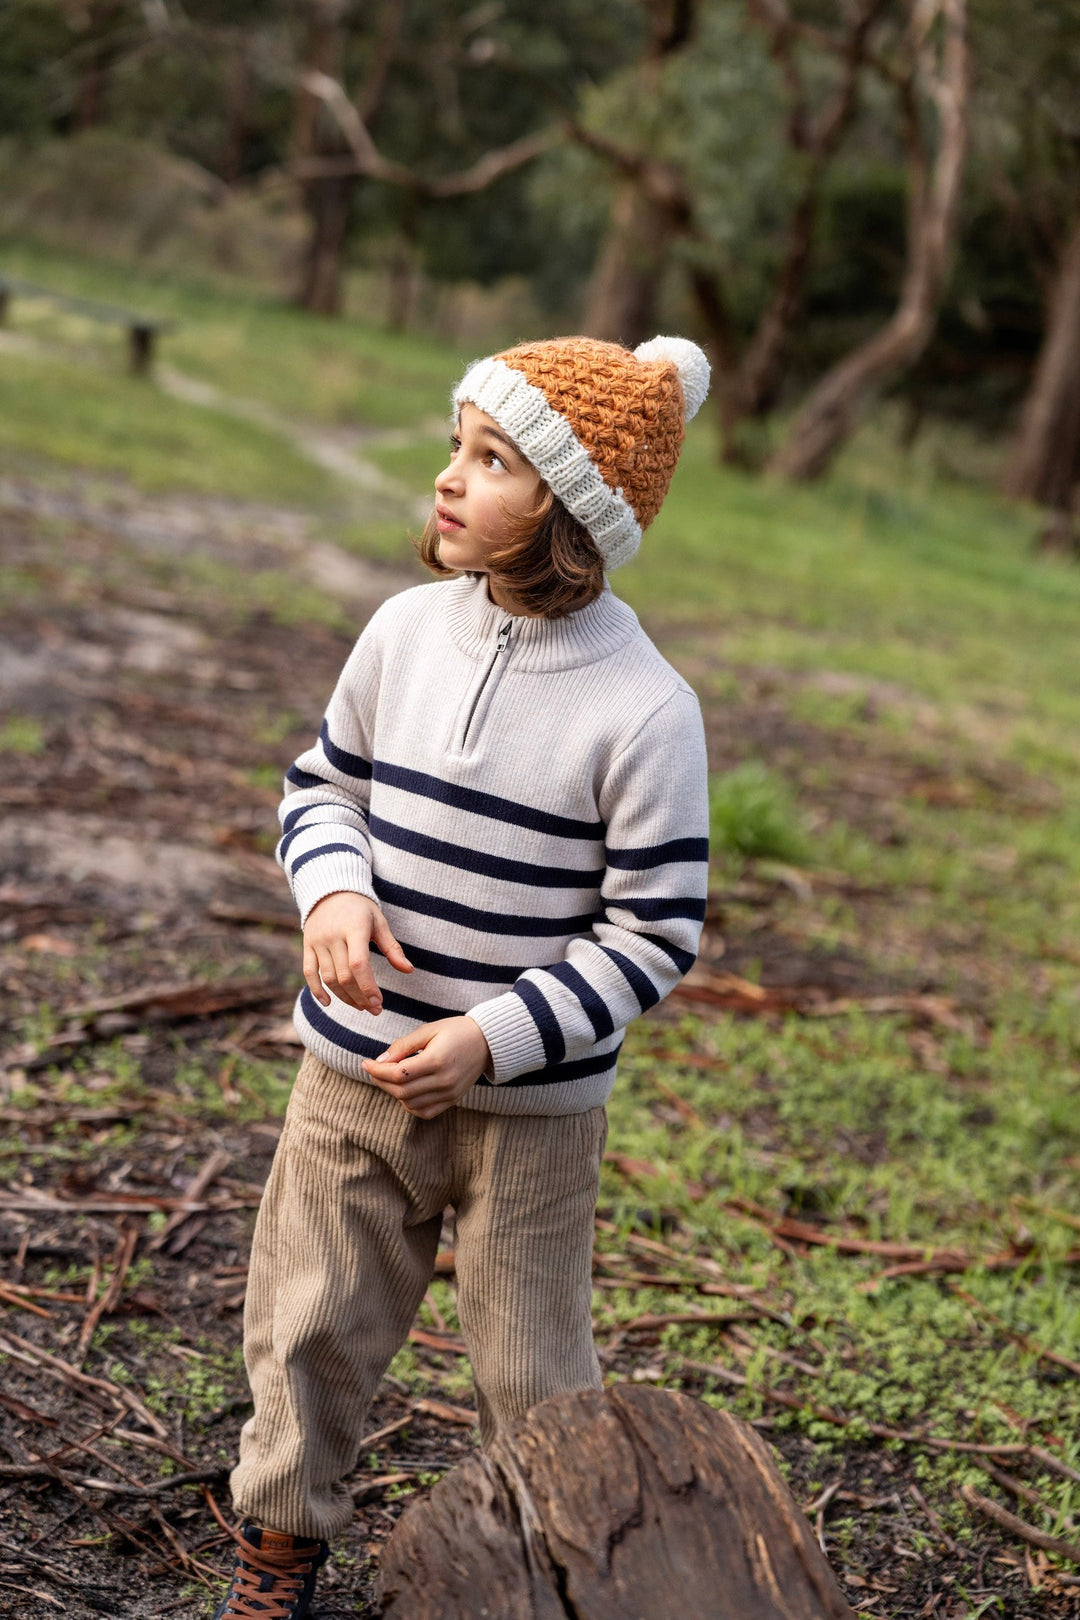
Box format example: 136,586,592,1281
278,573,710,1114
230,1052,607,1539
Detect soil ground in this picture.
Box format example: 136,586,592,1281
1,471,1078,1619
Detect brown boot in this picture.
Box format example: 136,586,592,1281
210,1521,329,1619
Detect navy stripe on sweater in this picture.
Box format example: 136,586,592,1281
319,719,372,780
543,960,616,1041
290,841,362,876
605,837,710,869
373,875,596,938
371,938,525,983
370,813,606,889
638,932,697,975
605,895,707,923
286,764,332,791
599,946,660,1012
300,988,621,1089
373,759,605,840
484,1042,623,1090
513,979,567,1066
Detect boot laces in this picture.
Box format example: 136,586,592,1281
220,1530,320,1619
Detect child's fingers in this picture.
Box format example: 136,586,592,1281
371,912,413,974
363,1048,441,1086
307,935,380,1014
304,943,334,1007
376,1025,438,1063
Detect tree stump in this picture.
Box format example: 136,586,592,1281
378,1385,856,1619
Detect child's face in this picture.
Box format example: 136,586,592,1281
433,404,542,572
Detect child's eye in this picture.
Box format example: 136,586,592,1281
485,452,506,471
449,434,461,454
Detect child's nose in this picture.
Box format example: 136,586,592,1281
435,462,463,494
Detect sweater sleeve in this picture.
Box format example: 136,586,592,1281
466,687,710,1083
275,616,385,928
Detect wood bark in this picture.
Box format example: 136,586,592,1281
293,0,353,315
722,0,890,428
1001,206,1080,512
769,0,969,481
583,183,684,347
581,0,699,345
379,1385,856,1619
576,0,886,458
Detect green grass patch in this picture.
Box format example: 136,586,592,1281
599,1009,1080,1529
0,713,45,754
709,762,810,863
0,347,330,505
0,234,464,430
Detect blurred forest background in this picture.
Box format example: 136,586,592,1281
0,0,1077,517
2,4,1080,1618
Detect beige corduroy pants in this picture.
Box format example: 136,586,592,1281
230,1051,607,1539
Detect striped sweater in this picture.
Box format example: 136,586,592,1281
276,572,710,1116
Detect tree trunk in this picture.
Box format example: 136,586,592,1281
769,0,969,481
379,1385,856,1619
583,183,680,347
293,0,354,315
71,0,125,131
1001,207,1080,511
221,31,250,186
581,0,699,346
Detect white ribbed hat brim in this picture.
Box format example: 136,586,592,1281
452,357,643,571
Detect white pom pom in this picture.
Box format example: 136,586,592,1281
634,335,710,421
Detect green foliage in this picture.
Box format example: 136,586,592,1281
0,713,45,754
709,761,809,863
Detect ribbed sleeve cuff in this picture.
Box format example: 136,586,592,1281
466,991,548,1085
290,853,377,929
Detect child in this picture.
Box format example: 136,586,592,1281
212,334,712,1619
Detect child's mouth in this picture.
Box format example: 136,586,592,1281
436,509,465,533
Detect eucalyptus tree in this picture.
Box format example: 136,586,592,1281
983,0,1080,517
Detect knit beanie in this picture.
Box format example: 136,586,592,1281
451,334,710,571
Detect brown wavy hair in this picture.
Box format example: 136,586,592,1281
414,487,606,620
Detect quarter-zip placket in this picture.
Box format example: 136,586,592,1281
455,618,513,753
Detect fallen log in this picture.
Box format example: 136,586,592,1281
379,1385,855,1619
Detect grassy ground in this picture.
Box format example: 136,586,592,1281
1,236,1079,1617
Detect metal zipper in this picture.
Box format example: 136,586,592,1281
457,619,512,751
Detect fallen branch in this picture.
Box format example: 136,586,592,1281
960,1483,1080,1566
76,1220,139,1361
149,1148,231,1254
678,1357,1048,1460
908,1483,959,1554
860,1246,1080,1288
0,1280,50,1317
0,1105,152,1126
206,901,297,931
0,1187,258,1215
1012,1196,1080,1237
0,1328,169,1438
55,976,283,1029
981,1462,1077,1531
603,1310,765,1334
358,1413,415,1450
413,1397,478,1427
408,1327,467,1355
949,1285,1080,1377
352,1471,417,1503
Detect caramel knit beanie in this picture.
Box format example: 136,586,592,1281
451,334,710,571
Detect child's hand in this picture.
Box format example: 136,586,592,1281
361,1017,491,1119
303,891,412,1014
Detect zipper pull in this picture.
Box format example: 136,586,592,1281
495,621,512,653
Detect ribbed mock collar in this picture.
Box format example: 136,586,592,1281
442,573,641,672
